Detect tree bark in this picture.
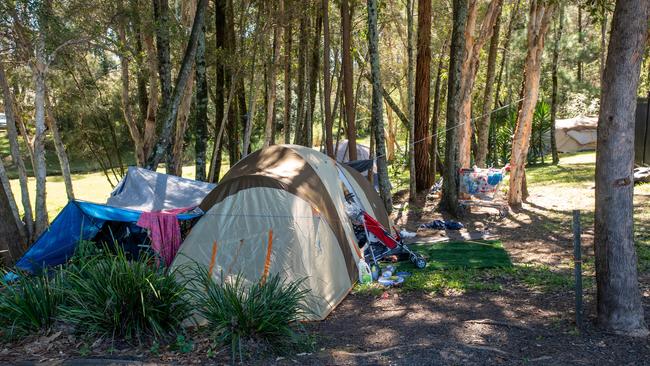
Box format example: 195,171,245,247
294,13,308,145
550,5,563,165
210,0,226,182
406,0,416,201
152,0,175,163
442,0,469,216
430,38,449,179
304,10,322,147
170,68,195,176
508,0,555,206
414,0,432,191
32,34,49,236
599,3,607,83
457,0,503,169
283,3,293,144
195,21,208,181
146,0,209,170
0,162,25,265
264,0,283,148
366,0,392,213
494,0,521,108
142,33,159,160
45,94,75,200
476,9,502,168
577,5,583,83
0,64,33,241
323,0,334,157
594,0,649,337
341,0,357,160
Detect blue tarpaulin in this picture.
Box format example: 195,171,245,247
15,200,203,274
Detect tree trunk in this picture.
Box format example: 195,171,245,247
599,4,607,83
508,0,555,206
476,9,502,168
406,0,416,201
208,75,238,183
385,100,395,161
366,0,392,213
142,33,159,160
118,13,148,168
550,5,563,165
171,68,195,176
323,0,334,157
442,0,469,216
194,21,208,181
45,95,75,200
494,0,520,108
153,0,172,138
209,0,226,182
294,13,308,145
594,0,649,337
414,0,432,191
32,35,49,236
145,0,209,170
430,38,449,180
341,0,357,160
0,64,33,241
283,3,293,144
264,0,282,148
457,0,503,169
0,162,26,265
305,11,322,147
577,5,583,83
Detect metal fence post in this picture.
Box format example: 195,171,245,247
573,210,582,330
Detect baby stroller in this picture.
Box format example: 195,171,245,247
360,211,427,269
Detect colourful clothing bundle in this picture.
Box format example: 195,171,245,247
136,207,191,266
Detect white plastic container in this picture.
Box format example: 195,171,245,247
358,259,372,284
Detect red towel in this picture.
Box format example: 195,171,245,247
136,208,189,266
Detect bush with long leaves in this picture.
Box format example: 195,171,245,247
58,249,191,341
0,270,63,338
193,269,311,358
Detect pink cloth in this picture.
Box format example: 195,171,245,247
136,207,190,266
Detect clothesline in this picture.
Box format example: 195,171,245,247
372,96,527,161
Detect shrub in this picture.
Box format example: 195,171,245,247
0,270,63,338
58,249,191,341
193,270,311,359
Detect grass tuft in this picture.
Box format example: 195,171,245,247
0,270,63,339
193,269,312,360
58,248,191,341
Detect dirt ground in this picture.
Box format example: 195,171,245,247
3,154,650,365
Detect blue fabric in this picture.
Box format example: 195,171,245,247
14,200,204,273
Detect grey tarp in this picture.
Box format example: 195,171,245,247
107,167,216,212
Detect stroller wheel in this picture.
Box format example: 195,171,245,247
411,255,427,269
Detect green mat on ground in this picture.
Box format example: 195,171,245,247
406,240,512,269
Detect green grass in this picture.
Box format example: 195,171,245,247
405,241,512,270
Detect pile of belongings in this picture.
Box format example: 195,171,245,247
419,220,464,230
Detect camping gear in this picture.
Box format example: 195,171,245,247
13,167,215,274
418,220,464,230
555,115,598,153
459,166,509,217
171,145,392,321
360,211,427,269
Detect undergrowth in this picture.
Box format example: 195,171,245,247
193,269,313,361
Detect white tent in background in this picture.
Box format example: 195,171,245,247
335,139,371,162
555,115,598,153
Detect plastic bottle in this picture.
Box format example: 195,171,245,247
370,264,380,281
358,259,372,284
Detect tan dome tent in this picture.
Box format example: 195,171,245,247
171,145,390,320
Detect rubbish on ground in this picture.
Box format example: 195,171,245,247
358,258,372,284
634,167,650,184
399,230,417,239
419,220,464,230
